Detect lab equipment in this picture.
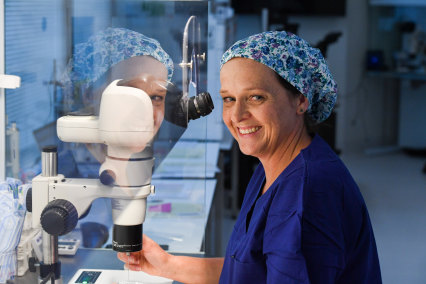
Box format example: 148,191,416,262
30,230,43,261
27,80,158,283
0,178,29,283
57,239,80,256
15,208,39,277
165,16,213,128
1,74,20,182
27,73,213,282
0,74,21,89
25,8,213,280
6,121,20,179
69,269,172,284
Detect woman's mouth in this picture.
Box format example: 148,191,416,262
238,126,261,135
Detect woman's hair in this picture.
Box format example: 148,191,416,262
275,73,317,135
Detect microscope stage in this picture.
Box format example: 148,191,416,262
68,269,173,284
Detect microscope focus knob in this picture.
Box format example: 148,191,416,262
25,187,32,212
40,199,78,236
100,170,116,186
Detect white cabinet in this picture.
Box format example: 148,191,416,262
398,81,426,149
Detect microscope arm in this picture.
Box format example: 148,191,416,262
31,175,154,233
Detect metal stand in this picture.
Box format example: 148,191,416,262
39,147,62,284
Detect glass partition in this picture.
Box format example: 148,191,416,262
5,0,212,255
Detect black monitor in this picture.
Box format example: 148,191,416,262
232,0,346,17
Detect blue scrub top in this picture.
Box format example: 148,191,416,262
219,135,381,283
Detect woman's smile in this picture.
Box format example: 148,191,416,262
238,126,261,135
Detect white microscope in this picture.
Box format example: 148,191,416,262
26,78,213,283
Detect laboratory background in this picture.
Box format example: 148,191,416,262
0,0,425,283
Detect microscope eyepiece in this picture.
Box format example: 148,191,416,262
187,92,214,121
165,87,214,127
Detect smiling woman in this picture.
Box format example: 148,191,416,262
117,30,382,284
217,30,382,284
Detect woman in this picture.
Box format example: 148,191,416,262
118,31,382,283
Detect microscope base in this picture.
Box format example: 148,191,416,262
68,269,172,284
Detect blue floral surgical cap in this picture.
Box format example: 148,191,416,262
66,27,174,86
220,31,337,124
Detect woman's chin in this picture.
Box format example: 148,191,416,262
238,145,259,157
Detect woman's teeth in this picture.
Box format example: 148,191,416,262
239,127,260,134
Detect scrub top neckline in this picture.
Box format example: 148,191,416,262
244,147,307,228
242,135,319,233
255,135,314,201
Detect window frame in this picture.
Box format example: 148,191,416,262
1,0,6,180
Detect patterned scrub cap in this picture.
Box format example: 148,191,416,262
65,27,174,86
220,31,337,124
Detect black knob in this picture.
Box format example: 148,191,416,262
42,145,57,153
40,199,78,236
26,187,32,212
100,170,116,186
28,257,37,272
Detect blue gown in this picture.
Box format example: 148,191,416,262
219,135,382,283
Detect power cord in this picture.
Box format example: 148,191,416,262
39,271,55,284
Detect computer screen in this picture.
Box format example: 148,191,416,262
232,0,346,16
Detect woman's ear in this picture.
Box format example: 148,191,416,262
297,94,309,115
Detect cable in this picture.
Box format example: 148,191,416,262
39,271,55,284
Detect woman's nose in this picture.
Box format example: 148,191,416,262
231,101,248,122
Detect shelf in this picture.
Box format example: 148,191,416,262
366,70,426,81
370,0,426,6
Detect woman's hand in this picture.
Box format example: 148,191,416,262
117,234,224,283
117,234,171,277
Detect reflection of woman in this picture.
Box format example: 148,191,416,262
118,31,382,283
63,28,174,161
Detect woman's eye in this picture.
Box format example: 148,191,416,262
251,95,263,101
222,97,234,103
150,95,164,102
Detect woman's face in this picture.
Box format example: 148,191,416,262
220,58,305,159
109,56,169,137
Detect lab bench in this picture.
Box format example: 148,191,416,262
11,248,201,284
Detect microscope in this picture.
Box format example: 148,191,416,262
24,13,212,282
26,78,213,283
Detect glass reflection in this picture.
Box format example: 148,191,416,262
61,27,175,164
4,0,210,254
